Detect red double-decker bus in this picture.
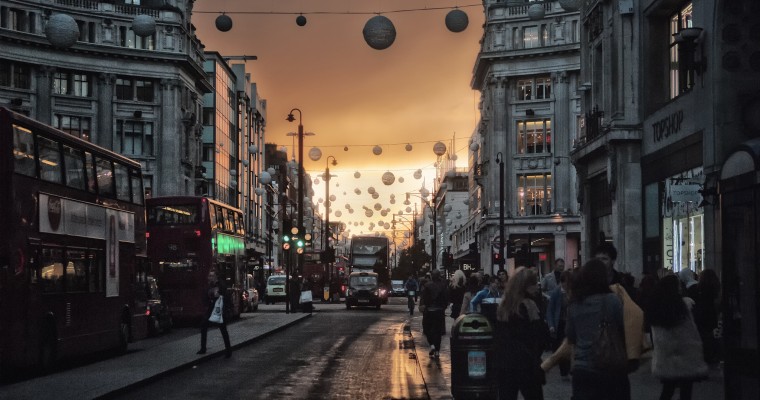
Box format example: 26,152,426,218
0,108,146,375
145,196,244,324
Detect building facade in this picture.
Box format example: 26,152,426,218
0,0,211,197
471,0,583,276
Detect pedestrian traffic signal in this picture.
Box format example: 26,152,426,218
492,252,502,265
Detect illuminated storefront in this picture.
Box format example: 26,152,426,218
661,167,704,274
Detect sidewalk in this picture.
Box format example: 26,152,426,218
1,312,310,400
408,314,725,400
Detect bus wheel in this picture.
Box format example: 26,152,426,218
38,334,57,373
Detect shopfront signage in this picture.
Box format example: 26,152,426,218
652,110,684,143
670,184,701,203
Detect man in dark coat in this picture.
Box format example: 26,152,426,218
420,269,450,359
197,269,232,358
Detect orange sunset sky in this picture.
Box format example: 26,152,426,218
192,1,485,238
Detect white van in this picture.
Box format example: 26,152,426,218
265,275,287,304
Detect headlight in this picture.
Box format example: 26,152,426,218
373,290,379,296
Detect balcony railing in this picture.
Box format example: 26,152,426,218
584,105,606,142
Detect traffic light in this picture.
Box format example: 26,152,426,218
303,232,312,248
492,252,502,265
506,240,516,258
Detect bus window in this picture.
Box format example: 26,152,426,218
227,209,236,234
88,249,104,292
63,144,86,190
12,124,36,177
38,135,62,184
130,169,143,205
40,247,65,293
216,205,226,231
96,157,114,196
65,249,89,292
114,162,130,201
85,151,96,193
236,213,245,236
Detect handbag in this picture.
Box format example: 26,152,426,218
590,295,628,373
208,296,224,324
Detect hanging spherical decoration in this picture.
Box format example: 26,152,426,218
45,14,80,48
132,15,157,37
420,188,430,197
241,159,249,167
383,222,391,229
445,9,469,33
296,15,307,26
349,209,354,214
405,143,413,151
444,204,453,212
335,210,342,217
329,195,336,202
372,192,380,199
265,167,275,177
308,147,322,161
362,15,396,50
433,141,447,156
215,14,233,32
397,176,404,184
365,209,373,217
381,171,395,185
372,145,383,155
354,171,361,178
230,179,237,187
390,198,396,204
406,206,412,213
450,154,458,161
345,204,351,209
255,187,265,196
381,210,388,217
414,169,423,179
354,188,361,195
528,4,545,20
558,0,580,12
374,203,382,211
314,178,320,185
457,211,463,219
343,146,349,151
368,187,376,194
463,198,470,205
259,171,272,185
470,142,480,152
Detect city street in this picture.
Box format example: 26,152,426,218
112,298,428,400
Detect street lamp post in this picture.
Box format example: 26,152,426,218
286,108,312,277
407,192,438,271
496,152,505,272
324,156,337,279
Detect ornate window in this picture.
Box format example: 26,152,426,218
518,173,552,216
517,119,552,154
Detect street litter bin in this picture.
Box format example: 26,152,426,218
450,313,497,400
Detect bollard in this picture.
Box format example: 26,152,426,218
450,313,497,399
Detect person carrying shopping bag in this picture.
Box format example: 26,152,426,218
197,269,232,359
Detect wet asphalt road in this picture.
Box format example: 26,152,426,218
112,297,429,400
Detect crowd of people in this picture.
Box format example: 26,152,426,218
402,241,722,400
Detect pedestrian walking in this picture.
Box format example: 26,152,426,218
493,267,548,400
541,258,565,296
461,273,482,315
647,274,708,400
470,274,504,325
693,268,721,365
449,269,466,319
546,269,572,380
405,274,419,315
197,269,232,358
565,259,630,400
419,269,449,359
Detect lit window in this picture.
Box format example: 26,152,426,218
55,115,91,141
516,76,551,101
53,72,69,95
517,119,552,154
518,174,552,216
670,2,694,98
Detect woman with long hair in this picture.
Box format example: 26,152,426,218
493,267,547,400
565,259,629,400
461,273,482,314
449,269,466,319
647,274,708,400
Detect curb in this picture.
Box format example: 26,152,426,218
98,313,311,399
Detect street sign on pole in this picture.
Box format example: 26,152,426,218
491,236,503,249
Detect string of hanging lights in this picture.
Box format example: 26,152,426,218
195,4,479,49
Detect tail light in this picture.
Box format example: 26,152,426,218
194,230,201,237
146,232,150,238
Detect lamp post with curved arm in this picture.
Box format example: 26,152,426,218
286,108,314,276
406,192,438,271
496,152,505,271
324,156,337,279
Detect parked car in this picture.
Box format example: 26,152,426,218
265,274,287,304
242,273,259,312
